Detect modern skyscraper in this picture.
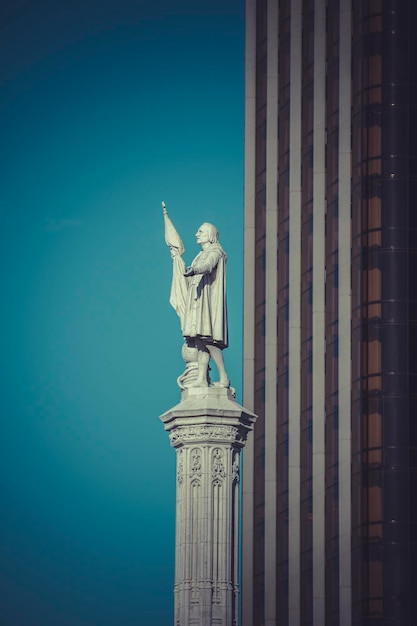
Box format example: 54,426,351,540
242,1,417,625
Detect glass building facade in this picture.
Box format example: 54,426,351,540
242,1,417,625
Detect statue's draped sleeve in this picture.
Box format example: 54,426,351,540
170,255,188,331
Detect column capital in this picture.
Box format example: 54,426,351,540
160,387,257,449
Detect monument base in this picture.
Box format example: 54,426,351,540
160,387,256,626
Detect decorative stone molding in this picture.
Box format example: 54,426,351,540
169,424,247,447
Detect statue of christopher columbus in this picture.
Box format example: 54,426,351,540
162,202,230,390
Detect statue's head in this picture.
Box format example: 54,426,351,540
196,222,218,245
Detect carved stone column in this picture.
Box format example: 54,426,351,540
160,387,256,626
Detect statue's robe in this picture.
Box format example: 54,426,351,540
182,243,228,349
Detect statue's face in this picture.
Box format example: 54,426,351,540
196,224,210,245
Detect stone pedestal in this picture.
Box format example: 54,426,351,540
160,387,257,626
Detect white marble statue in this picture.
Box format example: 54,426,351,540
163,202,230,389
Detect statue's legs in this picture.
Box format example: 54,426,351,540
207,344,230,388
190,339,210,387
189,339,230,388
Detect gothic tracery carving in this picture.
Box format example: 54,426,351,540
190,447,202,478
232,455,240,484
177,449,184,485
212,448,226,482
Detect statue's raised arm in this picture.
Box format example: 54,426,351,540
163,201,185,256
163,203,230,390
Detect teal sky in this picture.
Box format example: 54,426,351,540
0,1,245,624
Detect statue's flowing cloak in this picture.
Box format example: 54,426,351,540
182,243,228,349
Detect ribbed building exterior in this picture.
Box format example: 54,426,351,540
242,1,417,625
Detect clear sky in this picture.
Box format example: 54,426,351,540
0,1,245,624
